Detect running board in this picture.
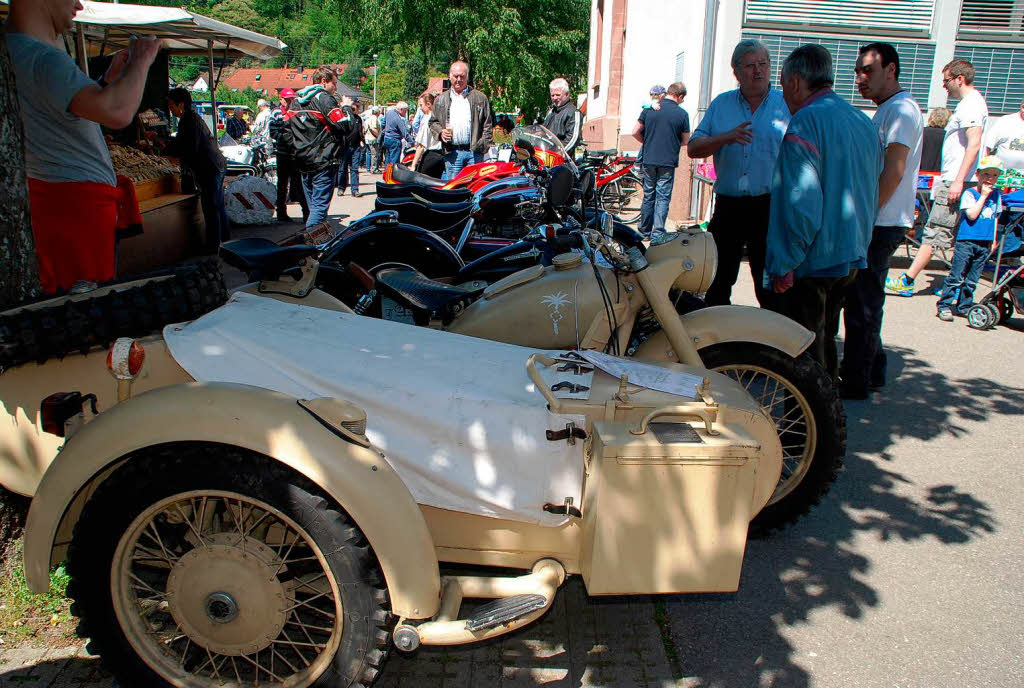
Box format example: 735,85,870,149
392,559,565,651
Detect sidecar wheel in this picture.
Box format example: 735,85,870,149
696,343,845,537
67,445,392,688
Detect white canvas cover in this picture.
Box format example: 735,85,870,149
164,293,591,526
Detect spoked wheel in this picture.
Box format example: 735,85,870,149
67,446,392,688
598,172,643,224
692,343,846,537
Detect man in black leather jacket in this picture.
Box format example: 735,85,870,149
543,78,581,157
290,65,357,227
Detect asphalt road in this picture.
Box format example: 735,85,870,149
4,180,1022,687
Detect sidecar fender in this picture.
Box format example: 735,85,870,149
637,306,813,360
23,382,441,620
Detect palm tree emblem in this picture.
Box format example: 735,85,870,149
541,291,570,334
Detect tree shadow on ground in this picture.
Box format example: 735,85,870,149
382,344,1011,688
658,344,1010,688
0,657,110,687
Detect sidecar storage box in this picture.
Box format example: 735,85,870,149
580,420,763,595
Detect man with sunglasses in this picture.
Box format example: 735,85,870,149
886,59,987,297
689,39,791,310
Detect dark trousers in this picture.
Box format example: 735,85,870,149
937,239,990,314
784,271,857,379
336,147,360,194
199,170,229,254
704,193,776,310
275,154,308,222
840,226,906,391
301,165,337,228
419,149,445,178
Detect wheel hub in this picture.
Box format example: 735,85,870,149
165,533,287,656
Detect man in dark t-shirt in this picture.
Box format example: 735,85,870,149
632,81,690,237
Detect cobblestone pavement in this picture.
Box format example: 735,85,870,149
4,181,1023,687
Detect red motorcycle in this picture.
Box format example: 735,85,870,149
382,126,568,192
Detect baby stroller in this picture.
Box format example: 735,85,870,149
966,188,1024,329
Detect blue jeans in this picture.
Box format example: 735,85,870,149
364,143,378,171
638,165,675,236
301,165,337,228
336,147,360,194
937,240,990,314
443,149,482,181
383,137,404,166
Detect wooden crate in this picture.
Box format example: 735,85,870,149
133,174,181,203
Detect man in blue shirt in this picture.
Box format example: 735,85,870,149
382,102,413,167
689,39,790,309
766,44,882,377
632,82,690,238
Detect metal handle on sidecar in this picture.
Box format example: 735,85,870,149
526,354,564,412
629,404,720,436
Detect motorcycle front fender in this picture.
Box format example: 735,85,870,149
635,305,814,361
23,383,441,620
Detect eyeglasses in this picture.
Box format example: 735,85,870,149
740,61,770,70
942,75,959,87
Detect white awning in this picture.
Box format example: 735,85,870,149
0,1,286,59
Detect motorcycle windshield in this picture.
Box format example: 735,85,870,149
512,125,578,175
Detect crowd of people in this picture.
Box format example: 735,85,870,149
669,39,1017,400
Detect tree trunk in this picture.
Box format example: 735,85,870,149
0,32,41,311
0,32,39,557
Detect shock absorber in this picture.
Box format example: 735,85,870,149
354,289,377,315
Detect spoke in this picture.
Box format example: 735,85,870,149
280,554,321,566
142,522,176,564
243,509,274,539
290,610,326,652
128,572,165,597
175,503,207,548
271,647,300,674
292,572,328,594
278,627,314,666
273,535,303,576
282,589,333,615
239,650,286,683
286,618,335,634
178,637,191,667
231,656,242,684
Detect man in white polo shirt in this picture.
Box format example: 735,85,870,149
841,42,923,399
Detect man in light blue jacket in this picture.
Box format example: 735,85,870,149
766,44,882,377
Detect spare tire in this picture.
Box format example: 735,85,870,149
0,259,227,371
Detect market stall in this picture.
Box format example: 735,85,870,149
3,0,286,274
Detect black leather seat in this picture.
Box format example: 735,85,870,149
220,238,318,278
391,163,446,187
374,198,473,233
375,268,485,320
376,182,472,203
585,148,617,159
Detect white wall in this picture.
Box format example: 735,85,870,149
619,0,708,131
586,0,616,121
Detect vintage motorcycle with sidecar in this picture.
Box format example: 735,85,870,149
17,275,783,687
223,203,845,536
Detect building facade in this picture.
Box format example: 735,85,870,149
586,0,1024,221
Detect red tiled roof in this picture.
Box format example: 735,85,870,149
217,65,370,96
427,76,444,94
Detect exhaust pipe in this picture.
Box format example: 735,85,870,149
393,558,566,650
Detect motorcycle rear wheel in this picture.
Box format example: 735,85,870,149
634,338,845,536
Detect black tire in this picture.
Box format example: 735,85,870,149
598,171,643,225
0,260,227,371
697,342,846,537
66,444,392,688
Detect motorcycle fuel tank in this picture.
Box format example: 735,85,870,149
473,186,542,224
448,259,626,350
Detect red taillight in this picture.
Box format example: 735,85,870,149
107,338,145,379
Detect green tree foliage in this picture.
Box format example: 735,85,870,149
403,56,426,99
336,0,589,115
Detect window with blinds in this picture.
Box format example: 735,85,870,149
744,0,936,35
958,0,1024,39
742,32,935,110
950,45,1024,115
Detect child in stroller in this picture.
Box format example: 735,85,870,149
965,184,1024,329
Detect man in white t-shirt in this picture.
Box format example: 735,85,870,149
985,99,1024,172
887,58,987,297
841,43,923,399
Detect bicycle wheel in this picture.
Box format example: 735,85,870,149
598,172,643,224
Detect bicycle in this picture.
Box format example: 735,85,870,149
578,148,643,224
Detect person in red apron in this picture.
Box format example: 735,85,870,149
6,0,160,294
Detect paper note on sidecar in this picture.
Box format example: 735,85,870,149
21,293,782,687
